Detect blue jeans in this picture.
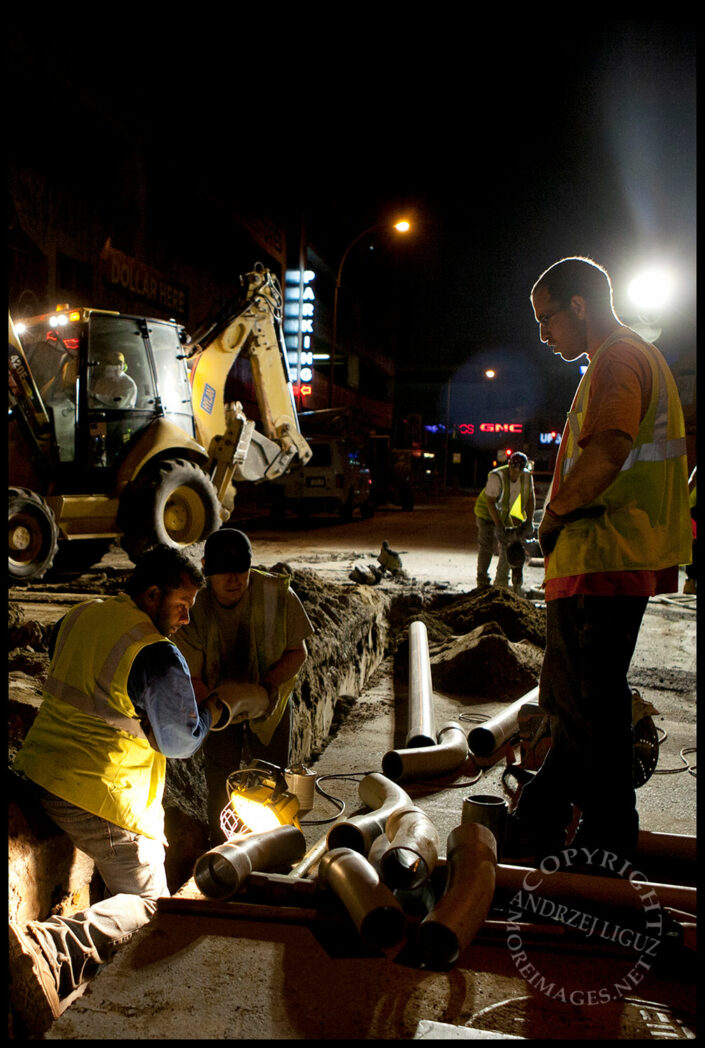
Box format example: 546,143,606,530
29,790,168,998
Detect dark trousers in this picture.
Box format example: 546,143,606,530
515,594,647,858
203,703,292,845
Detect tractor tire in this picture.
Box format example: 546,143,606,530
8,487,60,581
120,458,221,563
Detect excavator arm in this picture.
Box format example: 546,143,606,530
188,265,311,507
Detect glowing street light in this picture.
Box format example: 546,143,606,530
628,268,674,314
329,217,412,406
484,369,496,379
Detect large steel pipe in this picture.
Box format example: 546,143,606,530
407,620,436,747
193,824,306,899
382,721,468,783
495,862,696,916
378,804,440,891
468,686,540,757
416,823,497,967
318,847,407,949
326,773,412,855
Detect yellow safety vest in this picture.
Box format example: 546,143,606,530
14,595,171,841
545,327,692,581
475,465,532,525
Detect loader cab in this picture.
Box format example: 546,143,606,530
18,308,195,488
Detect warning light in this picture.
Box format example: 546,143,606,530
505,449,513,457
69,310,81,322
300,385,312,397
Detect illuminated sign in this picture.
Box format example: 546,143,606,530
285,269,316,389
457,422,524,435
540,431,561,445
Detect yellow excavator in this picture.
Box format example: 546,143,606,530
8,264,311,580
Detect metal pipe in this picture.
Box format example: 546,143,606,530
495,863,696,916
378,804,440,891
382,722,468,782
193,824,306,900
326,773,412,855
416,823,497,967
406,620,436,747
468,686,540,757
636,830,697,865
317,846,407,949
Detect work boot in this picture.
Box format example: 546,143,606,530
9,922,62,1036
683,578,696,595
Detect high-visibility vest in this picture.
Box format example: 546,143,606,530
545,327,692,581
14,595,171,841
475,465,532,525
191,570,294,746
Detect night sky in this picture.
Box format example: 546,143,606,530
10,20,696,425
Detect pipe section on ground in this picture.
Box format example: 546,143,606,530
378,804,440,891
326,773,412,855
406,620,436,747
193,824,306,900
636,830,697,866
416,822,497,967
382,721,469,783
318,846,407,949
468,686,540,757
495,863,696,916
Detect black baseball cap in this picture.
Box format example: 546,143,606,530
203,528,252,576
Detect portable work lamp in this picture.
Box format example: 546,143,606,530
220,760,301,839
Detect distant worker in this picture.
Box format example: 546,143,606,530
474,451,535,594
506,256,692,866
10,546,215,1037
175,527,314,844
683,465,696,594
89,350,138,408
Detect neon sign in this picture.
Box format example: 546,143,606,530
457,422,524,435
284,269,316,387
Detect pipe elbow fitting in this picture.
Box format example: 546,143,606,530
416,822,497,967
318,846,407,949
326,773,412,855
382,721,468,783
380,805,441,891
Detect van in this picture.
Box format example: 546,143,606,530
268,436,374,520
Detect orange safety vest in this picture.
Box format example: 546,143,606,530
545,328,691,581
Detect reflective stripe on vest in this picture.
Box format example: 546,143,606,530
475,465,531,523
43,601,155,739
546,327,691,579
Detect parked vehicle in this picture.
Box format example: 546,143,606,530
267,436,374,521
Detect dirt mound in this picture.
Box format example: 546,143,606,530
429,586,546,648
430,621,543,700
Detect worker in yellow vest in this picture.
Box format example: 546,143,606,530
505,256,691,868
175,527,314,844
474,451,535,594
10,546,217,1037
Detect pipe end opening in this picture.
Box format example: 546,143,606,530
360,906,407,950
415,920,460,967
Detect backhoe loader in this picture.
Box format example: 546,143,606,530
8,264,311,580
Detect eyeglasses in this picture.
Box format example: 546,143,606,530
537,306,565,328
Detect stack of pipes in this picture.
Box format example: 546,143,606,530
175,620,696,968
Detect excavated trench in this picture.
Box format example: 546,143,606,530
8,567,546,925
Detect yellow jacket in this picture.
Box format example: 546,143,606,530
546,329,692,581
14,595,171,841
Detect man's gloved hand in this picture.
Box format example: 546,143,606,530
205,682,270,732
538,505,564,556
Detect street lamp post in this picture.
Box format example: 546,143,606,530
329,219,410,407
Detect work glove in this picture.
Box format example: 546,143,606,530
538,509,563,556
205,682,269,732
